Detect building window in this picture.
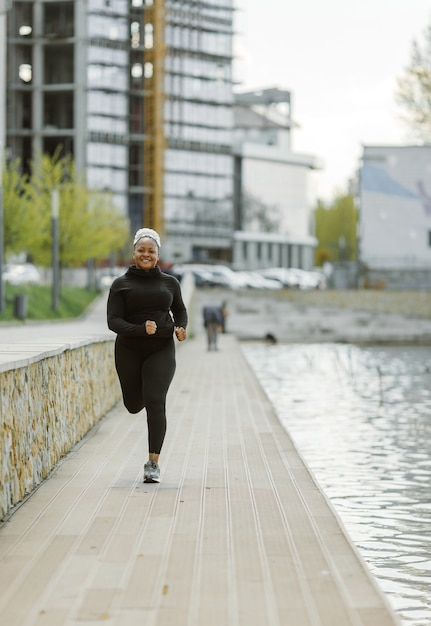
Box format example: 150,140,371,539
428,231,431,247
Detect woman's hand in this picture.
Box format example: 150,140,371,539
145,320,157,335
175,327,187,342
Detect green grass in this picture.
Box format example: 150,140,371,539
0,284,100,322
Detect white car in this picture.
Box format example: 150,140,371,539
256,267,325,289
2,263,41,285
256,267,301,288
235,271,283,290
287,268,326,290
97,268,127,289
174,264,242,289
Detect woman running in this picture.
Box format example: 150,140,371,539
107,228,187,483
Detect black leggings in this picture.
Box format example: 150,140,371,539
114,336,176,454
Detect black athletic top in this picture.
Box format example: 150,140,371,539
107,265,188,338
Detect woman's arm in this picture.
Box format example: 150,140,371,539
170,279,188,330
107,284,149,336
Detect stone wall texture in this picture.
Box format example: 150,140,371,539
275,289,431,318
0,340,121,520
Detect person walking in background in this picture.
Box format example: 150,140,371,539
107,228,187,484
202,304,224,351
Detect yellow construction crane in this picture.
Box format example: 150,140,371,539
143,1,166,234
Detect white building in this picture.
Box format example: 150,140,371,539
359,145,431,288
232,88,320,271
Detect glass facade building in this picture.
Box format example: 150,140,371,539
7,0,131,214
85,0,130,212
160,0,235,262
6,0,235,262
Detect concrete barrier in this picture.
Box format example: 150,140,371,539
192,287,431,343
0,338,121,520
178,270,196,328
275,288,431,318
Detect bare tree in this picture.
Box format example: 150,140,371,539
396,24,431,142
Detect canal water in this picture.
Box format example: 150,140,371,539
242,342,431,626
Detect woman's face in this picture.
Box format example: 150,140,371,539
133,237,159,271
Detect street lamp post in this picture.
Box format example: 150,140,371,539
51,189,60,311
0,1,12,313
0,178,4,314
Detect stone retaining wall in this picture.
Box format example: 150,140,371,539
194,287,431,343
0,339,121,520
272,289,431,318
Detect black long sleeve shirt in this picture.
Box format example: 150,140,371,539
107,265,188,338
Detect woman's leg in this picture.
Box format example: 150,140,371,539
141,340,176,454
114,339,145,414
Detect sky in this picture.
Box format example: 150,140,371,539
233,0,431,201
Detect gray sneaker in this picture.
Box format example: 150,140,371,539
143,461,161,483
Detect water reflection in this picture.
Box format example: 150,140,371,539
242,343,431,626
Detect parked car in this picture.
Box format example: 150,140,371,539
173,264,240,289
256,267,325,290
2,263,41,285
189,267,225,288
256,267,301,288
97,267,126,289
174,264,287,290
287,268,327,290
235,271,283,290
203,265,246,289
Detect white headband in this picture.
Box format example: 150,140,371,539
133,228,161,248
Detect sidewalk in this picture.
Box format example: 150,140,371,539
0,330,401,625
0,291,113,347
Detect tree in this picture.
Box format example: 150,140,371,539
2,158,34,256
10,151,129,266
396,24,431,142
314,193,357,265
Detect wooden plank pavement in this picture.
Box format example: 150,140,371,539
0,332,401,626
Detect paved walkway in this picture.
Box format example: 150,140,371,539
0,293,401,625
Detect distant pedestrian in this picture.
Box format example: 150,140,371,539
203,304,224,351
107,228,188,484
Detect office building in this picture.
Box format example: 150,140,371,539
7,0,134,215
232,88,319,270
6,3,319,271
7,0,235,264
145,0,235,263
359,144,431,289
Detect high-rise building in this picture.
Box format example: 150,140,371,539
144,0,235,263
7,0,133,214
6,3,317,271
6,0,235,264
